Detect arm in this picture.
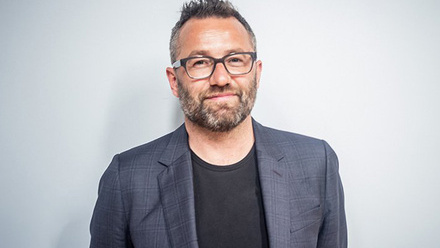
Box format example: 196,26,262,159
317,141,348,248
90,155,133,248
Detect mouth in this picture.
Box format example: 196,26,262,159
204,93,238,101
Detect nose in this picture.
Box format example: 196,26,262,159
209,62,231,87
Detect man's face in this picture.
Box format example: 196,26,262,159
167,17,262,132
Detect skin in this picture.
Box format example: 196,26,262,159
166,17,262,165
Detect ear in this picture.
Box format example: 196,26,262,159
166,67,179,98
255,60,262,89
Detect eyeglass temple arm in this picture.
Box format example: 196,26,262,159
172,60,181,68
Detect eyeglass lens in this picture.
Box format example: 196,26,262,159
185,53,253,79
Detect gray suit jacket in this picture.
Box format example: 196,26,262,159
90,120,347,248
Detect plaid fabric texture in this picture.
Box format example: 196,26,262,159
90,119,347,248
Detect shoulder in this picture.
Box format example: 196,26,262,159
254,120,340,180
254,121,331,153
105,125,184,177
100,126,186,193
258,124,322,144
117,131,174,165
253,120,337,168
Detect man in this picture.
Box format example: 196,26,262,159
90,0,347,247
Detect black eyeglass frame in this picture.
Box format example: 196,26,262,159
172,52,257,79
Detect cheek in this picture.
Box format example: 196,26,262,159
182,83,207,101
236,76,255,91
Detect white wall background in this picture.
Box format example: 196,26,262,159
1,0,439,247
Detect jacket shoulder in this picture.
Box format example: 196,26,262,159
258,124,326,149
117,131,174,164
255,123,336,162
101,128,181,195
262,125,322,143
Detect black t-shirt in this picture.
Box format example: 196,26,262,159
191,145,269,248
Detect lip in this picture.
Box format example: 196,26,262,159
205,93,237,100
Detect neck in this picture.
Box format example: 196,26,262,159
185,116,255,166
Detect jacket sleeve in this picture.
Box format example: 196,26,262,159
90,155,133,248
317,141,348,247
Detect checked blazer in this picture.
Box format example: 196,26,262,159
90,119,347,248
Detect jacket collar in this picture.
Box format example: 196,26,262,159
157,119,286,165
158,124,189,167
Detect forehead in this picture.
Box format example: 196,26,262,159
177,17,253,58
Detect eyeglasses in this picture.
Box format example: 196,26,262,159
172,52,257,79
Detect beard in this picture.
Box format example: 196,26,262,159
177,75,258,132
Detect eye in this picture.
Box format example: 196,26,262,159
188,58,212,68
194,60,206,65
226,55,247,67
228,57,243,63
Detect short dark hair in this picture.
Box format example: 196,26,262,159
169,0,256,63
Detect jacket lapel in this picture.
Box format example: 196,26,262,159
157,125,198,248
156,120,292,248
253,120,290,248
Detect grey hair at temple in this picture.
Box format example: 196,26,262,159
169,0,257,63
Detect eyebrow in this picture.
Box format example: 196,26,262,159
187,48,246,58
